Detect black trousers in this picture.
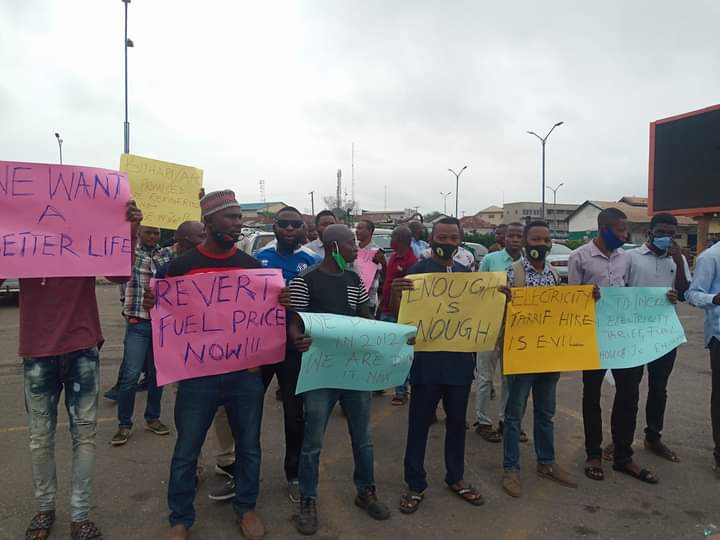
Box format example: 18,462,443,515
261,349,304,481
710,339,720,465
582,366,644,467
644,349,677,443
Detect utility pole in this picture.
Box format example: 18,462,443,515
336,169,342,210
308,191,315,215
54,132,63,165
122,0,134,154
448,166,468,217
440,191,452,215
384,185,387,210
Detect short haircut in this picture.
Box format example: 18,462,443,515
359,219,375,233
276,206,301,217
431,217,461,235
524,220,550,239
507,222,525,230
597,207,627,228
650,212,678,229
495,223,508,230
315,210,337,225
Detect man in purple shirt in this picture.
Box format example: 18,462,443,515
568,208,658,485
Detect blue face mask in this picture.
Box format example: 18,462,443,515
652,235,673,251
600,227,625,251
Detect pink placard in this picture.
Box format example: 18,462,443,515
356,248,379,293
0,161,132,278
151,268,287,385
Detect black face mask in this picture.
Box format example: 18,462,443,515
526,244,550,262
211,230,238,250
432,243,458,260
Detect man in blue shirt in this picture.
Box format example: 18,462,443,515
393,217,484,515
409,221,430,258
687,240,720,477
255,206,321,503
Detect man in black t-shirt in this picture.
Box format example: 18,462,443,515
288,225,390,536
392,217,484,514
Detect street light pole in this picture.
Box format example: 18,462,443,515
448,165,468,218
308,191,315,215
440,192,452,215
527,121,564,220
54,132,63,165
122,0,133,154
546,182,564,234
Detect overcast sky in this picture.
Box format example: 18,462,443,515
1,0,718,216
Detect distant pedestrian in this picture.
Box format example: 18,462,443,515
408,221,429,258
306,210,337,258
488,224,507,253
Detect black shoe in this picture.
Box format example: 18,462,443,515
214,463,235,479
355,486,390,520
136,374,149,392
275,388,283,402
293,497,318,535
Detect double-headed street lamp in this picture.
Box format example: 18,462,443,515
54,132,63,164
448,166,467,218
527,121,564,219
440,192,452,216
123,0,134,154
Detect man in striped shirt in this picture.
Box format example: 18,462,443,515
288,224,390,536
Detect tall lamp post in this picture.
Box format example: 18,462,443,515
440,191,452,216
54,132,63,165
527,121,564,219
122,0,134,154
546,182,564,236
448,165,467,218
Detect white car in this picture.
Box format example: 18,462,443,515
546,243,573,282
238,232,276,256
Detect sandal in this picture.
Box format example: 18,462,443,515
391,394,409,406
26,512,55,540
612,463,659,484
71,520,104,540
644,440,680,463
399,491,424,514
448,483,485,506
520,430,529,443
584,461,605,481
475,424,502,443
602,443,614,462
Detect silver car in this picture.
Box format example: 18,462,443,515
1,278,20,301
546,243,572,283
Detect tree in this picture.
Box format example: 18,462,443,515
424,211,444,222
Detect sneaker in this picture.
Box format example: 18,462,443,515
293,497,318,536
111,427,131,446
167,524,188,540
214,463,235,479
145,420,170,436
502,471,522,498
288,480,301,503
536,463,577,488
354,487,390,520
70,520,103,540
103,385,119,401
208,479,235,501
237,511,265,540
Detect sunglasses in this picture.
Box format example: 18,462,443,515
277,219,304,229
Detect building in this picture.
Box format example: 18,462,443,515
475,205,504,226
360,209,413,226
460,215,496,235
566,197,697,247
502,201,579,239
239,201,288,218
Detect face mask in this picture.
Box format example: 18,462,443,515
600,227,625,251
432,243,458,260
652,235,673,251
211,230,237,250
526,244,550,262
332,242,348,271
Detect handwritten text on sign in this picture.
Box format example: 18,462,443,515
151,268,286,385
398,272,507,352
295,313,416,394
503,285,599,374
596,287,687,369
0,161,132,278
120,154,202,230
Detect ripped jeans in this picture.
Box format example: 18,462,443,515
23,348,100,522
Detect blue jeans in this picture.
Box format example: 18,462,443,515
299,389,374,498
117,319,163,427
404,384,470,492
23,348,100,522
379,313,408,396
503,372,560,471
168,370,264,528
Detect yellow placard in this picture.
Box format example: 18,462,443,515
120,154,203,230
503,285,600,375
398,272,507,353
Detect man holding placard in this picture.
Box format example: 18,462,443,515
288,224,391,536
393,217,484,514
354,219,386,315
500,220,578,498
569,208,657,484
626,213,688,463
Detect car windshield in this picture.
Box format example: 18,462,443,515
550,243,572,255
372,235,392,250
253,235,275,252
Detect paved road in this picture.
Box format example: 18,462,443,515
0,285,718,539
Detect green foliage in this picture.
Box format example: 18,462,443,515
464,232,496,247
564,239,585,250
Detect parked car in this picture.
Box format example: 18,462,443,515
547,242,572,282
463,242,489,266
0,278,20,302
238,232,276,256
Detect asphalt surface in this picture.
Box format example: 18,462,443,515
0,285,718,540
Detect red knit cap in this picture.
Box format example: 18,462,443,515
200,189,241,217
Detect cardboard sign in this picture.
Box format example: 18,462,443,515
355,248,379,293
295,313,416,394
504,285,599,374
398,272,507,352
0,161,132,278
120,153,202,230
151,268,286,385
596,287,687,369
